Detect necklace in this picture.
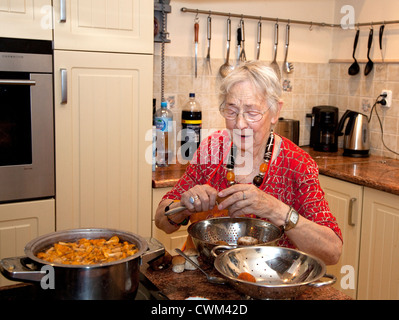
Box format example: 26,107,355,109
226,131,275,187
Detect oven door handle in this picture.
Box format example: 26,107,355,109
0,79,36,86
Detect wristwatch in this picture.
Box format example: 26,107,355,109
283,206,299,231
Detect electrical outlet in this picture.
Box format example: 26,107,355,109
381,89,392,108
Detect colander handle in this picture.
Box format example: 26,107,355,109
211,245,234,258
307,273,337,288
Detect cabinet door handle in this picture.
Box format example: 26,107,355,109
60,0,66,22
60,68,67,104
348,197,357,226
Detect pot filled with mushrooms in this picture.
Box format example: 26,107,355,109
0,228,164,300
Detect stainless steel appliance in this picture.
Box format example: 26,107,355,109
274,117,299,145
307,106,339,152
0,38,54,203
337,110,370,157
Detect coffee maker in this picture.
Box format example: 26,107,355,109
307,106,339,152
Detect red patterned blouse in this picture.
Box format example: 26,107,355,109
163,130,343,248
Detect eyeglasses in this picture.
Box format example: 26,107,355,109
219,105,268,123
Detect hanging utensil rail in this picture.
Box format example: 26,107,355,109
181,7,399,29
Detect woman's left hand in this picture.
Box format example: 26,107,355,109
217,184,287,227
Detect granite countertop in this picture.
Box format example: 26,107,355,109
153,147,399,196
142,260,351,300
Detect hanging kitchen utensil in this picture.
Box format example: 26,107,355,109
256,19,262,60
364,26,374,76
219,17,234,78
205,15,212,75
236,25,241,65
270,22,281,80
283,23,293,74
194,15,199,78
348,28,360,76
239,18,246,62
379,24,385,63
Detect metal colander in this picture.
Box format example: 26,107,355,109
187,217,282,263
212,246,336,299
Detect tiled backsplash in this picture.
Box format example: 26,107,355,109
154,55,399,159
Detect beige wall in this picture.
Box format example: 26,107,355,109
154,0,399,159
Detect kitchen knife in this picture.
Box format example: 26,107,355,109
194,20,199,78
256,20,262,60
236,26,241,64
379,24,385,63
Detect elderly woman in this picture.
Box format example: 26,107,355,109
155,61,342,265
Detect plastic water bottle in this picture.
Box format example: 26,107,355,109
181,93,202,160
154,101,173,167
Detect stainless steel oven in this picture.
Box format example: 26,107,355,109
0,38,54,203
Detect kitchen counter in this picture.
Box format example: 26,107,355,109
152,147,399,196
302,147,399,195
142,260,351,300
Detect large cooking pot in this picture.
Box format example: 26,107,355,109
0,228,164,300
188,217,283,263
211,245,336,299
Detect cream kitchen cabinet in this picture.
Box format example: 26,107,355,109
0,199,55,286
52,0,152,54
319,175,363,299
0,0,52,40
54,50,153,237
152,187,189,254
357,187,399,300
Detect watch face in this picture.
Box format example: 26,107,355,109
290,210,299,224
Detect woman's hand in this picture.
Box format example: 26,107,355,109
155,184,219,234
217,184,287,227
181,184,219,213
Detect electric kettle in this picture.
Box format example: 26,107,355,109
337,110,370,157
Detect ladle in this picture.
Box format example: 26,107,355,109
364,27,374,76
175,249,226,285
348,29,360,76
219,17,234,78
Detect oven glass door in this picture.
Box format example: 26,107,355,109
0,72,33,167
0,71,54,203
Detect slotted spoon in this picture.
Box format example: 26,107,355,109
283,23,294,74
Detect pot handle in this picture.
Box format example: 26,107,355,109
141,237,165,265
0,256,45,282
210,245,234,258
307,273,337,288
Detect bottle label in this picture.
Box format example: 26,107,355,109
182,119,202,125
155,117,173,132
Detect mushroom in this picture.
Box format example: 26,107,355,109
172,255,186,273
237,236,259,246
183,248,199,271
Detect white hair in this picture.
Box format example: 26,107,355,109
219,60,282,116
